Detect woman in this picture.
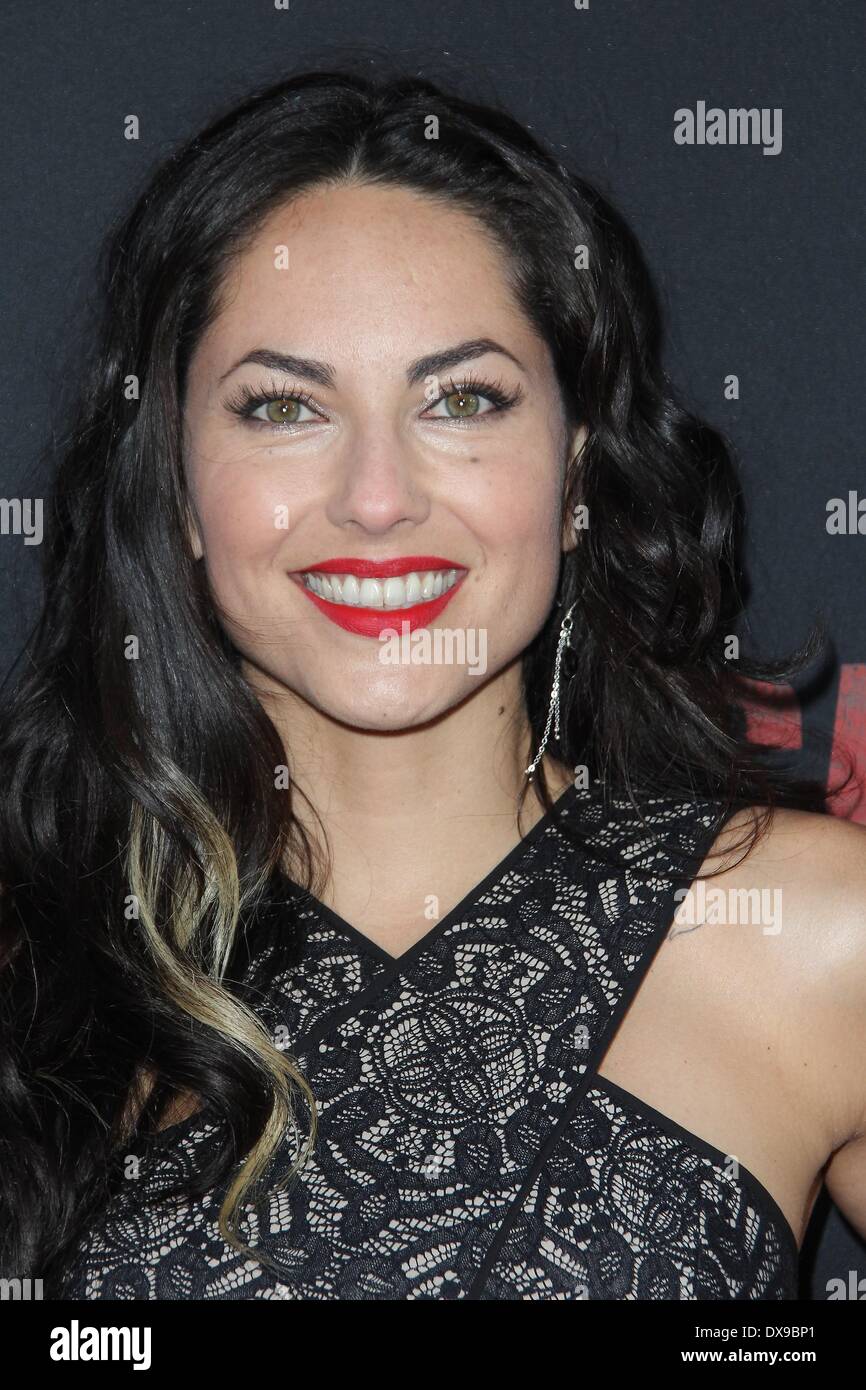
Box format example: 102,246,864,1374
1,68,864,1302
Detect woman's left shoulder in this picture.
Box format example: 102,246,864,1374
737,804,866,1237
713,803,866,981
712,803,866,1148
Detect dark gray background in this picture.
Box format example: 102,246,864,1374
0,0,864,1300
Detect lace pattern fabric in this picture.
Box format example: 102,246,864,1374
60,783,799,1301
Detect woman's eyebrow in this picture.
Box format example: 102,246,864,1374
218,338,526,389
405,338,526,385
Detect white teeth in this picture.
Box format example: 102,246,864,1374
358,578,383,608
383,578,405,609
300,567,463,609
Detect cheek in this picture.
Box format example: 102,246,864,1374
483,463,564,574
188,467,300,629
192,462,290,571
467,465,565,655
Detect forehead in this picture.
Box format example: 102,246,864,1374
196,181,546,375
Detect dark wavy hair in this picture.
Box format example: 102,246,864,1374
0,66,831,1295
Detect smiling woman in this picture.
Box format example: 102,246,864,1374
181,180,577,736
1,67,865,1303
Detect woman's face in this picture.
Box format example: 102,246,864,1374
182,182,584,731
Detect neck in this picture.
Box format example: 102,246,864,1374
244,657,574,906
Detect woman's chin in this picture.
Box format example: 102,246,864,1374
309,674,483,733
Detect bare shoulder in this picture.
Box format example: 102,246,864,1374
697,804,866,1233
707,804,866,991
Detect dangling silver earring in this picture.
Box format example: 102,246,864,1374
525,601,577,779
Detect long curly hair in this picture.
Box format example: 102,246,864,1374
0,66,830,1295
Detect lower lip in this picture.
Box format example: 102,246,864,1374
292,573,467,637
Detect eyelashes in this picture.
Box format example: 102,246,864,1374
221,371,523,432
221,379,323,429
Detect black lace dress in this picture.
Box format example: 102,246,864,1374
60,781,799,1300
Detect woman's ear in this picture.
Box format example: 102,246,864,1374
561,422,588,553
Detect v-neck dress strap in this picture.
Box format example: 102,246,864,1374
59,782,800,1301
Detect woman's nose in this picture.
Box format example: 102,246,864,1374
324,430,432,534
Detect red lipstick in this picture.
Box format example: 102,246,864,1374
300,556,460,578
290,556,468,638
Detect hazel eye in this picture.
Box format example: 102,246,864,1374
252,398,317,425
422,374,522,423
428,389,494,420
222,378,328,432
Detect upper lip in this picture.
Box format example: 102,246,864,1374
293,555,466,578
